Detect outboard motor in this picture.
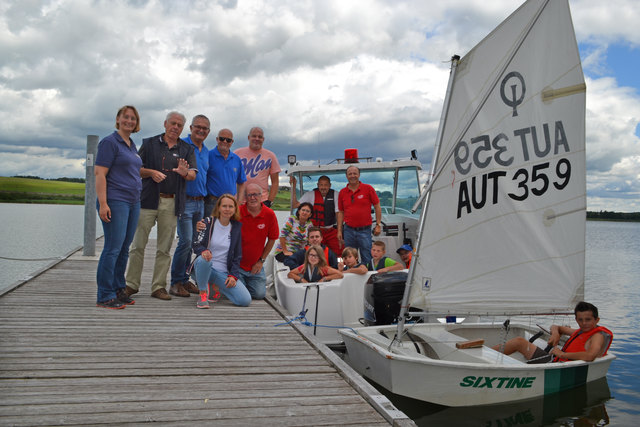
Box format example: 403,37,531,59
363,271,408,326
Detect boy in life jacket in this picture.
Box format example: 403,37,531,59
367,241,405,273
493,301,613,364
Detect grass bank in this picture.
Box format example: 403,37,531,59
0,176,294,209
0,177,85,204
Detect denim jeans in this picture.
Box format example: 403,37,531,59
203,195,218,219
236,267,267,300
171,198,204,285
193,256,251,306
96,199,140,303
344,225,373,266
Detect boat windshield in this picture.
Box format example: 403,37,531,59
293,166,421,215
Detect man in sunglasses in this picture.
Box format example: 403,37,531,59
125,111,197,301
169,115,212,298
238,183,279,299
336,165,382,267
235,127,281,208
204,128,247,217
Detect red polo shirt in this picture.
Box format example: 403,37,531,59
239,204,279,271
338,182,380,228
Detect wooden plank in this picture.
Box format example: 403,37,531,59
0,238,409,426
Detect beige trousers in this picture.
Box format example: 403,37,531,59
125,198,177,293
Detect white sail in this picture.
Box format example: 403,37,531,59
409,0,586,315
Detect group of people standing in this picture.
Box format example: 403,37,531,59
94,105,412,310
95,106,279,309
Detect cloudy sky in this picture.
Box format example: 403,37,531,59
1,0,638,211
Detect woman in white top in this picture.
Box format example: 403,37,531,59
191,194,250,309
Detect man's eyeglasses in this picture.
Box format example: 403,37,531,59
192,125,209,131
218,137,233,143
246,192,261,198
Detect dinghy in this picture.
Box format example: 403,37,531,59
339,0,615,406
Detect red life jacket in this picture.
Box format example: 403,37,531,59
555,325,613,362
311,189,336,227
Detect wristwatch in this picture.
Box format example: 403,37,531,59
259,258,266,263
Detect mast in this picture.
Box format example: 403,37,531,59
395,55,460,339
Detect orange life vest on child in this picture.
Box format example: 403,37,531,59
555,325,613,362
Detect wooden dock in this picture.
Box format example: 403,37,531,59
0,239,414,426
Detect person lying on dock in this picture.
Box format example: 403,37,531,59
283,227,338,270
492,301,613,364
287,245,343,283
338,247,368,275
367,241,404,273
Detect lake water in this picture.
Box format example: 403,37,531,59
1,203,638,425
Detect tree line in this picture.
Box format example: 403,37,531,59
12,175,85,183
586,211,640,222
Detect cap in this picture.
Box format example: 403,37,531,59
396,244,412,253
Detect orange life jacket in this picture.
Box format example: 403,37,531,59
555,325,613,362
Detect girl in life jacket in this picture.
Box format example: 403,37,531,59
288,245,343,283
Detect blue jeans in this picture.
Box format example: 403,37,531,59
344,225,373,266
203,195,218,219
171,199,204,285
96,199,140,303
193,256,251,307
236,267,266,300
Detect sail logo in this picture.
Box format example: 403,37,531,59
454,71,575,219
500,71,526,117
460,375,535,389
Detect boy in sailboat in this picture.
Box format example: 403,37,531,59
493,302,613,364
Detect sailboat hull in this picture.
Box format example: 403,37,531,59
340,323,614,407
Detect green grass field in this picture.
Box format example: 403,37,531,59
0,176,295,208
0,177,86,204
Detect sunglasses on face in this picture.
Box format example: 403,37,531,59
218,137,233,143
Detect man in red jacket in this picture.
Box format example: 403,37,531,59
493,301,613,364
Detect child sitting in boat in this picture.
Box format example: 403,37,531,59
367,241,404,273
287,245,343,283
492,301,613,364
338,247,368,275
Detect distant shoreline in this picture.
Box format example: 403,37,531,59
1,176,638,221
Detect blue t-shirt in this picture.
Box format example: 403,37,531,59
183,135,209,197
206,146,246,197
95,131,142,204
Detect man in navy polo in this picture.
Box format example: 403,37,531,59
169,114,211,297
125,111,197,300
204,128,246,217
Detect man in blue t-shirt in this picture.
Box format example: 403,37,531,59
204,128,246,217
169,114,211,298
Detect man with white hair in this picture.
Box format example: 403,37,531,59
125,111,197,301
237,183,279,299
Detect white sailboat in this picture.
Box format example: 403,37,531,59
339,0,615,406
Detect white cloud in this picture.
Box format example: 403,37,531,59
0,0,639,211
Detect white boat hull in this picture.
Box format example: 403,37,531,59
273,261,376,344
339,323,615,406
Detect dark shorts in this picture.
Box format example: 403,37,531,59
527,347,553,364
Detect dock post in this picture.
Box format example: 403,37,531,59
83,135,99,256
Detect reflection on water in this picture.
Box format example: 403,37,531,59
386,377,611,426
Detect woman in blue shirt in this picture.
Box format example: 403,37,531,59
95,105,143,309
